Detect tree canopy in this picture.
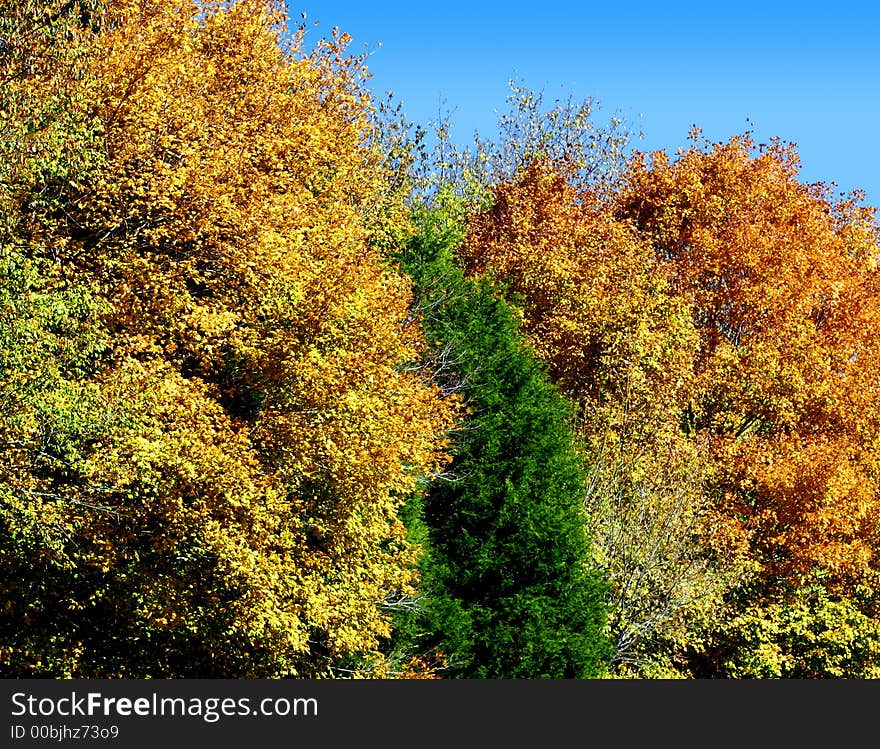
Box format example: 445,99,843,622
0,0,453,677
4,0,880,681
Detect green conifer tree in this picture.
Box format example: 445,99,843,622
396,204,611,678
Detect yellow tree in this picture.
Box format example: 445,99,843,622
0,0,453,677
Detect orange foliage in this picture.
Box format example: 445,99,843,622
461,138,880,664
619,135,880,586
462,162,696,435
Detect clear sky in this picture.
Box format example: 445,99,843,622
290,1,880,208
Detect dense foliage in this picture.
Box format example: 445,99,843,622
463,137,880,677
3,0,880,679
0,0,452,677
392,208,611,677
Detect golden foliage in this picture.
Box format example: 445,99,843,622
619,135,880,587
1,0,453,676
462,161,696,428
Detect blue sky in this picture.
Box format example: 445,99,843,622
290,1,880,208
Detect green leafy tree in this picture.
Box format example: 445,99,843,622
701,579,880,678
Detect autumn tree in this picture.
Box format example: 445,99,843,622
461,160,744,675
616,134,880,675
391,203,612,678
460,129,880,676
0,0,453,677
714,582,880,678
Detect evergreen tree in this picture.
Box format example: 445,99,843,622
396,205,611,678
